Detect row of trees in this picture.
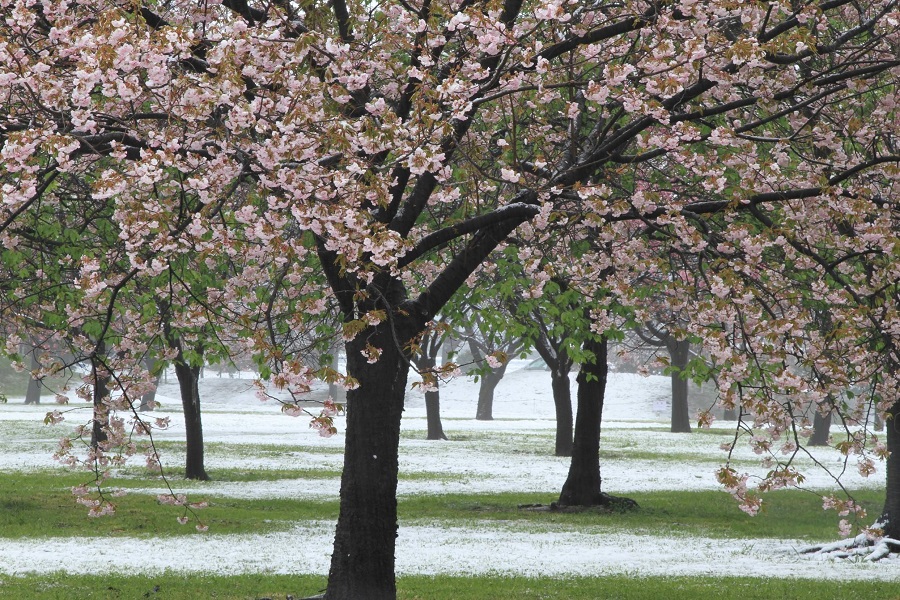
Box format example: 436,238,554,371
2,0,899,597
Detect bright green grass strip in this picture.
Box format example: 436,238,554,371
0,470,883,541
0,574,896,600
397,488,884,541
0,470,338,538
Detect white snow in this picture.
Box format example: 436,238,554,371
0,361,897,580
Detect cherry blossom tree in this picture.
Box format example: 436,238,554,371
3,0,900,597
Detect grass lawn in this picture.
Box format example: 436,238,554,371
0,469,882,541
0,573,895,600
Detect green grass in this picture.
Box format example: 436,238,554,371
0,470,339,537
398,489,883,541
0,574,895,600
0,470,881,542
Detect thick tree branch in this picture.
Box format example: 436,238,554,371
413,206,539,322
397,193,540,269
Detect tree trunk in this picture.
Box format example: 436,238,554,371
174,362,209,481
475,362,508,421
424,388,447,440
139,357,159,412
139,377,159,412
326,318,417,600
328,350,342,402
668,338,691,433
551,370,573,456
880,398,900,540
24,350,41,405
557,337,608,507
90,349,109,449
809,403,832,447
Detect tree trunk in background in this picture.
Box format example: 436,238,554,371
326,317,418,600
551,370,573,456
139,357,159,412
412,336,448,440
425,388,447,441
139,376,159,412
475,362,508,421
24,350,41,405
90,346,109,449
880,399,900,541
328,349,346,402
533,335,574,457
809,402,832,447
557,336,608,507
667,338,691,433
175,361,209,480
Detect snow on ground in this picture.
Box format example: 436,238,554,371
0,361,897,579
0,522,894,581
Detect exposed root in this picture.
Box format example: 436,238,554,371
801,533,900,561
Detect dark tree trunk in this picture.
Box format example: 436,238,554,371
551,370,573,456
326,317,418,600
475,362,508,421
139,378,159,412
424,388,447,440
533,334,574,457
90,349,109,449
139,358,159,412
412,348,447,440
667,338,691,433
880,399,900,541
174,362,209,481
24,351,41,405
809,402,832,447
328,350,343,402
557,337,608,507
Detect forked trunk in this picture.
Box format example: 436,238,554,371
326,318,417,600
557,337,608,507
668,338,691,433
175,362,209,481
551,370,573,456
475,363,508,421
880,399,900,541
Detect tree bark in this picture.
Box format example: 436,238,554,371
424,388,447,440
880,398,900,540
557,336,608,507
667,338,691,433
24,350,41,405
808,401,832,447
139,377,158,412
174,362,209,481
412,354,447,440
90,347,109,449
475,362,508,421
551,370,573,456
326,317,417,600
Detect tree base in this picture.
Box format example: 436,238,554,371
802,532,900,561
520,492,639,513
